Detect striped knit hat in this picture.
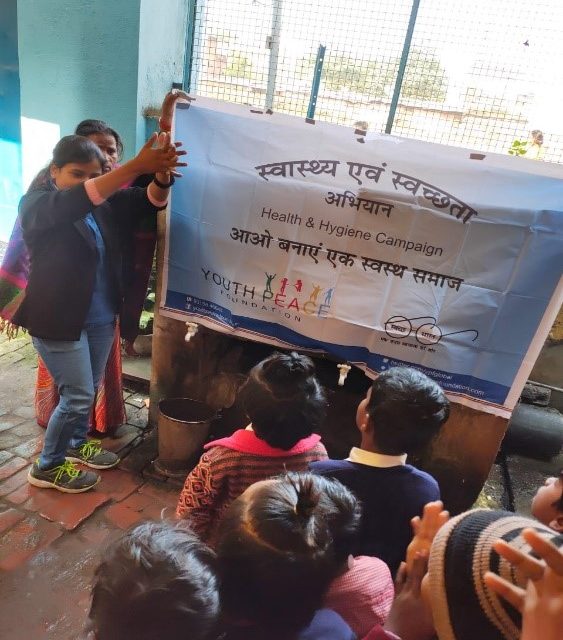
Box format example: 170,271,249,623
427,508,563,640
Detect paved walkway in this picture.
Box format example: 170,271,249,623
0,333,180,639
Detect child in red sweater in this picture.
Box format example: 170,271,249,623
175,351,328,541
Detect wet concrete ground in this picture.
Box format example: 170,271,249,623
0,332,561,639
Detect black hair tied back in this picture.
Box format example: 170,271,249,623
262,351,315,387
292,474,320,521
75,119,124,158
240,351,326,450
288,352,314,377
51,135,106,170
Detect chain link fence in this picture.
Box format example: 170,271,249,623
186,0,563,163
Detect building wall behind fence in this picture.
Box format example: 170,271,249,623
186,0,563,163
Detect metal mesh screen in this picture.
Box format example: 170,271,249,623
188,0,563,163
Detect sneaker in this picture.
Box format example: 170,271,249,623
66,439,120,469
28,460,100,493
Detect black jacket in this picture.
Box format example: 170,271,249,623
13,180,163,340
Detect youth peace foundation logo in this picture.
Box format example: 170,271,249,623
198,267,337,322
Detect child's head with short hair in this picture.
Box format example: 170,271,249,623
357,366,450,455
217,472,361,636
88,521,220,640
531,470,563,532
238,351,327,450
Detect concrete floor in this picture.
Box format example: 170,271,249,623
480,449,563,515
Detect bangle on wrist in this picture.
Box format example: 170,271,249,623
153,174,175,189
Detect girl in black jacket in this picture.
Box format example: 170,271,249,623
15,132,185,493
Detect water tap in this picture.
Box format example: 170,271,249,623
337,364,352,386
185,322,199,342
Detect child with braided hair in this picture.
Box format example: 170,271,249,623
175,351,328,542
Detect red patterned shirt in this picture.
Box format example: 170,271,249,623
175,429,328,543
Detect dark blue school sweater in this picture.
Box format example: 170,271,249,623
310,458,440,576
222,609,356,640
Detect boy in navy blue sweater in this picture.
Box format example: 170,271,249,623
311,366,450,576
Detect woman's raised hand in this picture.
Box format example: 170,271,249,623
158,90,190,177
87,132,185,201
159,89,191,133
134,132,187,175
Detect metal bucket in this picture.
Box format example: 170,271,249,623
156,398,217,477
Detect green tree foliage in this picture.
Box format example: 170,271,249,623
298,48,448,102
225,52,253,79
395,49,448,102
508,139,528,156
302,55,391,96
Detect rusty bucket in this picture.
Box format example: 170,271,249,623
156,398,217,477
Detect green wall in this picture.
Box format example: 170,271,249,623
18,0,141,161
0,0,22,241
17,0,188,186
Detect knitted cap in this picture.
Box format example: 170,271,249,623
427,508,563,640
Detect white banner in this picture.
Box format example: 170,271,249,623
162,97,563,418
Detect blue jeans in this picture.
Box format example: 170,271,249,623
32,322,115,469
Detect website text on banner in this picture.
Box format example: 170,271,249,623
162,97,563,418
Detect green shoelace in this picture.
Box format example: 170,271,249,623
77,439,103,460
52,460,81,483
